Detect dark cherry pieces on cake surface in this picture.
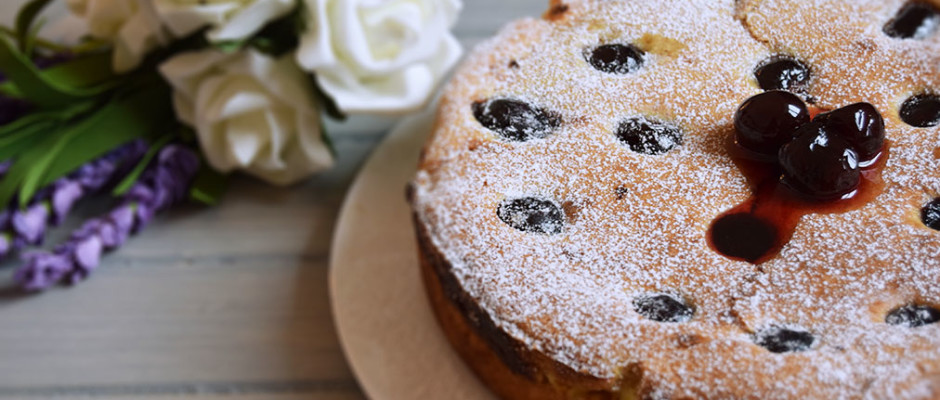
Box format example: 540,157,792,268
922,198,940,230
884,2,940,39
778,122,861,201
472,99,561,142
755,56,811,93
813,103,886,163
709,93,887,264
899,93,940,128
886,304,940,327
734,91,810,157
754,326,816,353
587,43,646,75
497,197,565,234
633,294,694,323
616,117,682,155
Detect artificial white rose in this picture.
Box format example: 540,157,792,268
154,0,295,42
296,0,463,114
159,49,334,186
67,0,171,73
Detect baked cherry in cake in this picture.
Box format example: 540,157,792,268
632,294,694,323
922,197,940,230
616,116,682,155
586,44,645,74
754,56,811,93
886,304,940,328
900,93,940,128
884,1,940,39
753,326,816,353
497,197,565,234
472,98,561,141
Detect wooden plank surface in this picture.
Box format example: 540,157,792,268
0,0,548,398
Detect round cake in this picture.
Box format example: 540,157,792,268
409,0,940,398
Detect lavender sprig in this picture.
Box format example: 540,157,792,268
0,140,147,261
15,145,200,291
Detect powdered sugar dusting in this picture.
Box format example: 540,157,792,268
412,0,940,398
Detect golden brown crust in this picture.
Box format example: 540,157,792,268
414,211,627,400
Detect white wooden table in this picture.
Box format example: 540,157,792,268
0,1,546,398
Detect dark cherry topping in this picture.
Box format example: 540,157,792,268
779,122,861,201
755,56,811,93
754,326,815,353
886,304,940,327
921,198,940,230
497,197,564,234
633,294,693,323
813,103,885,163
709,94,888,264
616,117,682,155
472,99,561,142
587,44,646,75
899,93,940,128
884,2,940,39
709,213,777,263
734,90,810,156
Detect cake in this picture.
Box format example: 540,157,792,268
408,0,940,398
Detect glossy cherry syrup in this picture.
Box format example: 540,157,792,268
708,105,888,265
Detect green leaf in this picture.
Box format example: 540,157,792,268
0,118,56,161
15,0,53,54
189,164,228,206
0,51,117,97
112,133,175,196
41,51,117,90
0,38,108,107
0,125,64,208
23,17,45,56
0,78,175,206
17,119,81,206
0,109,52,139
0,99,97,137
36,81,175,192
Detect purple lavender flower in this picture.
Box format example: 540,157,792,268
14,144,200,291
11,203,49,245
0,140,147,261
15,252,72,292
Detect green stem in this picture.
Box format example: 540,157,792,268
0,26,110,55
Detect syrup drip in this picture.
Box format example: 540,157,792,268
708,121,888,265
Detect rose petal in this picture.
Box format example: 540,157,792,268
161,49,333,185
207,0,295,42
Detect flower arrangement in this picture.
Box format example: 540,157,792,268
0,0,462,291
